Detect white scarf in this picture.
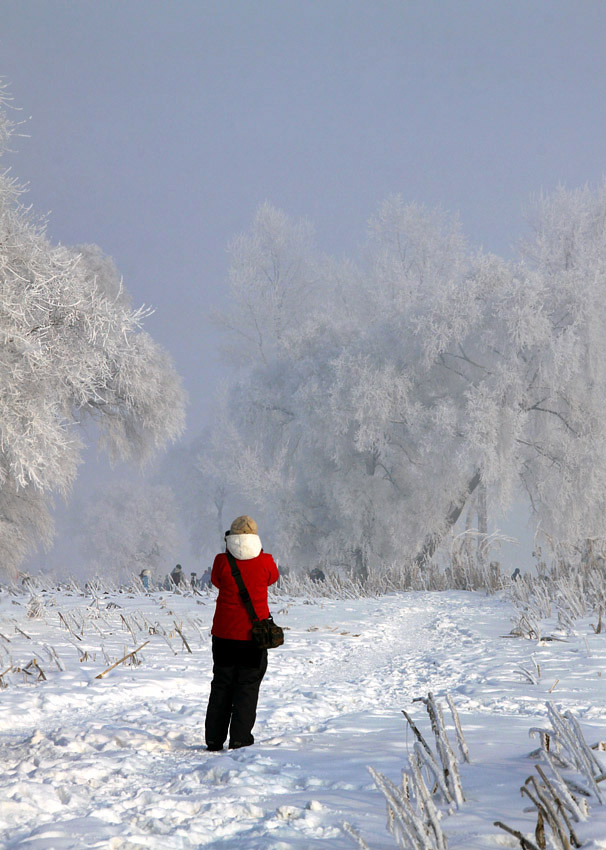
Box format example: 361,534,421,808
226,533,262,560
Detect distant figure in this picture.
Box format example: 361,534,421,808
200,567,212,587
309,567,325,583
170,564,187,588
190,571,198,589
139,568,151,590
511,567,522,581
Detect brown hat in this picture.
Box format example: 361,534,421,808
229,515,258,535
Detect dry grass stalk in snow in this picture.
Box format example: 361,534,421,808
94,640,150,679
7,657,47,684
342,821,371,850
532,703,604,802
368,764,448,850
591,607,603,634
444,694,470,764
173,622,192,653
57,611,81,641
493,820,541,850
120,613,138,644
411,692,465,808
26,596,44,619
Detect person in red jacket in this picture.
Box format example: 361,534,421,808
205,515,279,751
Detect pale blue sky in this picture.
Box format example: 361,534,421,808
2,0,605,567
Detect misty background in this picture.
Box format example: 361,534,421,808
1,0,605,576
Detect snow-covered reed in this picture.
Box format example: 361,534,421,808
273,548,508,601
508,542,606,637
496,702,605,850
346,692,465,850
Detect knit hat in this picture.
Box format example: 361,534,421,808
229,515,258,535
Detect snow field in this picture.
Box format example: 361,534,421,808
1,585,606,848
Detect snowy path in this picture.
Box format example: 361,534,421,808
1,587,606,848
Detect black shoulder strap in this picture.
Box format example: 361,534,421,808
226,550,260,624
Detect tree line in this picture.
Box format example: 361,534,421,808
173,188,606,578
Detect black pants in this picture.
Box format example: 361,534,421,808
205,636,268,748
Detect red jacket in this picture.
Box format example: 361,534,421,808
211,550,279,640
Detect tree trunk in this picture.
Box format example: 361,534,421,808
464,491,476,561
476,481,488,566
352,547,369,584
413,470,482,568
214,486,226,550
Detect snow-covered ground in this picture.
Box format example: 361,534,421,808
1,582,606,848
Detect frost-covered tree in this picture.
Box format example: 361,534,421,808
504,183,606,541
197,200,482,574
314,189,606,565
76,480,181,583
216,201,318,368
295,200,480,572
0,90,186,576
200,206,336,561
188,186,606,578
